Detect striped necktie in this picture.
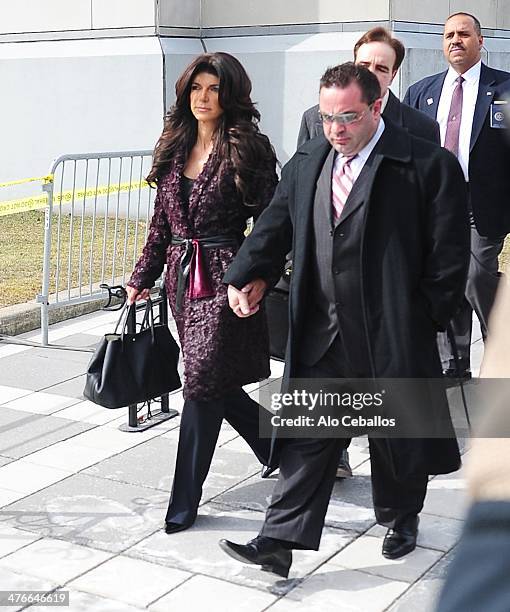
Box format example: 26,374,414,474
332,155,356,222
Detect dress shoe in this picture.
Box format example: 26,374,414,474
219,535,292,577
164,521,193,534
443,367,472,381
336,449,353,479
261,465,279,479
382,515,419,559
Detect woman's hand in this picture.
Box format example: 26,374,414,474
126,285,151,305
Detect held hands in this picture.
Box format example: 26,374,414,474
228,279,267,318
126,285,151,305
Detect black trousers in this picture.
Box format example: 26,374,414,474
165,388,274,526
439,222,504,369
259,341,428,550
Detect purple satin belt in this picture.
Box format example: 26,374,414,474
171,235,239,312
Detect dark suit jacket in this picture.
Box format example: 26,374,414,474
296,90,440,147
225,120,470,475
404,63,510,238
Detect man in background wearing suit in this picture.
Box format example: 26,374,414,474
296,27,440,479
404,12,510,379
297,26,440,148
219,63,469,575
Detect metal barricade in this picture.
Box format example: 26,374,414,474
39,150,154,345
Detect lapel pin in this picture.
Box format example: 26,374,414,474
487,91,492,95
427,98,434,105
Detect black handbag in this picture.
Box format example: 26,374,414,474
84,299,181,408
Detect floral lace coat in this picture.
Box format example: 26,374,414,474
129,150,278,400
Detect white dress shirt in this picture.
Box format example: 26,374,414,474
336,117,386,182
436,60,481,181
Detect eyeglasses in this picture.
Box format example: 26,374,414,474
318,105,373,125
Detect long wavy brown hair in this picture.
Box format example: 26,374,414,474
147,52,276,205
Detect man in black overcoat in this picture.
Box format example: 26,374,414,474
219,63,470,576
295,26,440,479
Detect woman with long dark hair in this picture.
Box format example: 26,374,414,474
126,52,278,534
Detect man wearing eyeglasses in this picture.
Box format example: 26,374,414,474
294,27,440,481
219,63,469,574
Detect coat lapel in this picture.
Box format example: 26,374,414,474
294,140,331,241
315,148,336,224
290,139,331,332
470,63,496,151
166,155,193,235
336,124,412,227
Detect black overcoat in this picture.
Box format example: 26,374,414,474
224,121,471,476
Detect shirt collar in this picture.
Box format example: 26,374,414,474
446,59,481,86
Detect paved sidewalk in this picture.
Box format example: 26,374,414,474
0,309,483,612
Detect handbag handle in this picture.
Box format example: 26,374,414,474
113,298,157,342
139,298,156,343
113,302,135,336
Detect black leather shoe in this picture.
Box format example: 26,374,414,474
219,535,292,577
443,367,472,381
336,449,353,478
382,515,419,559
164,521,193,534
261,465,279,479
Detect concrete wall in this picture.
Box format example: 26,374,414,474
390,0,509,29
4,1,510,35
201,0,389,27
0,0,155,35
159,1,201,29
199,0,510,30
0,37,164,183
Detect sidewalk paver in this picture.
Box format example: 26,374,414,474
267,568,409,612
148,575,277,612
68,556,190,609
0,538,112,584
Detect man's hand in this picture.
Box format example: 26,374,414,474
228,279,267,318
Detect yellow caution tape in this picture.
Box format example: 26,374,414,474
0,195,49,216
0,175,53,188
0,179,150,218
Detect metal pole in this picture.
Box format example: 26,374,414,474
39,177,55,346
159,284,170,414
127,304,139,428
